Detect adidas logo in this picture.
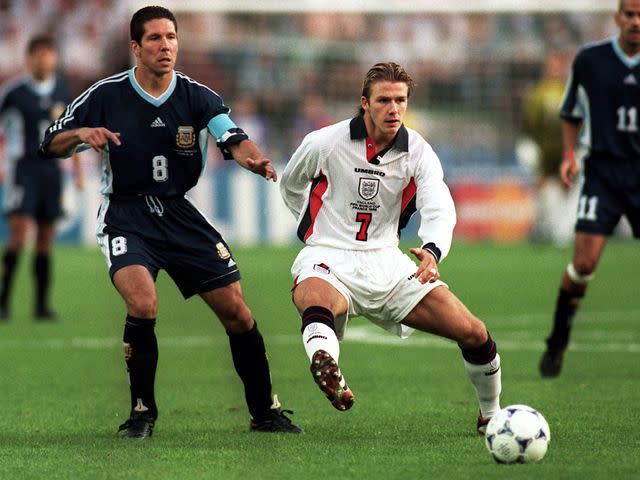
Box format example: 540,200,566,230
624,73,637,85
228,259,236,268
150,117,166,128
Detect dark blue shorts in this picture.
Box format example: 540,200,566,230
3,161,62,221
576,156,640,238
97,194,241,298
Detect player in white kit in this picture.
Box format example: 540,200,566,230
281,62,502,434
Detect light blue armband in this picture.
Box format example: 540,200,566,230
207,114,237,141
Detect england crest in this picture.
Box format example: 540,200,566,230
358,178,380,200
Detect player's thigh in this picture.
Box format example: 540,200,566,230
6,214,32,248
290,246,353,318
293,276,349,317
113,264,158,319
402,285,487,347
34,221,56,253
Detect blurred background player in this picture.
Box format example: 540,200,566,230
0,34,83,320
520,49,578,246
540,0,640,377
40,6,301,438
281,62,502,433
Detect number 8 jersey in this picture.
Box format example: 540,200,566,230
280,115,456,262
39,68,247,196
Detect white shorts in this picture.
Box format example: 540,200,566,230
291,245,447,340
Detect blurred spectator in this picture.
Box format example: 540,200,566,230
520,50,578,246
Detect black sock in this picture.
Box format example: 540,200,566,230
123,316,159,418
546,289,583,351
33,253,51,312
301,306,335,333
460,332,497,364
228,321,273,421
0,250,19,310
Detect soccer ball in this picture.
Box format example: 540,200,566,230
484,404,550,464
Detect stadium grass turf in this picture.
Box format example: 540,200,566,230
0,241,638,479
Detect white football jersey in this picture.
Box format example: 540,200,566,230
281,116,456,261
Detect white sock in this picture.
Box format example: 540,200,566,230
463,353,502,419
302,322,340,362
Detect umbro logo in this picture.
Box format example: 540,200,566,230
624,73,637,85
150,117,166,128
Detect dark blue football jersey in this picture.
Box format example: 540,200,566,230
40,69,248,196
560,38,640,161
0,75,71,165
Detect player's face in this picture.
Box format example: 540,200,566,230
361,81,408,144
132,18,178,76
27,46,57,81
616,0,640,51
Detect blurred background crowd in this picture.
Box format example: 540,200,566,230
0,1,622,243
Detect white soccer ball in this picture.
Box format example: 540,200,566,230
484,404,550,464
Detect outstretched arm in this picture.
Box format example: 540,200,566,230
43,127,121,158
227,139,277,182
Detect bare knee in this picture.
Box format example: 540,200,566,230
457,318,488,350
292,278,347,317
219,298,253,333
572,258,597,277
126,296,157,319
201,284,253,333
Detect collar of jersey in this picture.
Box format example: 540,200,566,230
611,36,640,69
349,115,409,153
28,75,56,97
128,67,176,106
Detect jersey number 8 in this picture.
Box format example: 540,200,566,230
152,155,169,182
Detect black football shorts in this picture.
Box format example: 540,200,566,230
3,161,62,221
97,194,240,298
575,155,640,238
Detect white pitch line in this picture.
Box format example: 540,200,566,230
0,324,638,353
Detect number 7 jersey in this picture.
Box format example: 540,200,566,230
280,116,456,261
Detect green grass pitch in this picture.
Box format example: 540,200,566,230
0,241,638,479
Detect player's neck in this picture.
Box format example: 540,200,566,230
617,36,640,58
363,117,394,151
134,66,174,98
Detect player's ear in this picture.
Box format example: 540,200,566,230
130,40,140,57
360,96,368,112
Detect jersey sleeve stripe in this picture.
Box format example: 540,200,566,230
297,171,328,242
50,71,129,131
398,177,417,235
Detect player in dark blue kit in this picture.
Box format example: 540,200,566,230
0,35,83,320
540,0,640,377
40,6,301,437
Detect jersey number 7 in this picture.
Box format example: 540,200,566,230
355,212,372,241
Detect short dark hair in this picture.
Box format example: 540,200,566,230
27,34,56,55
359,62,415,115
130,5,178,44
